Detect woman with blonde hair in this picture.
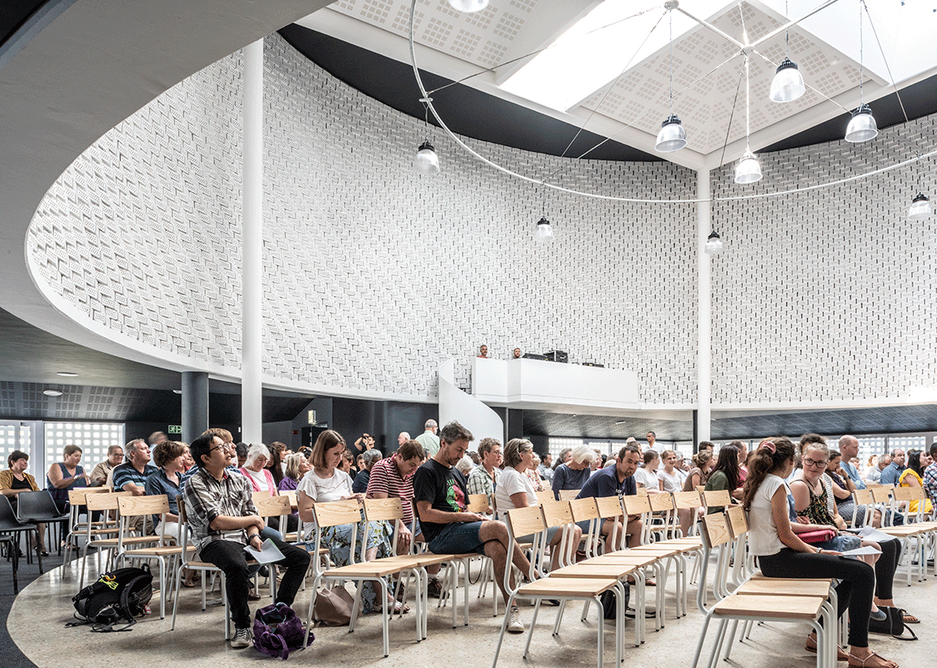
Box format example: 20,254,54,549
551,444,594,499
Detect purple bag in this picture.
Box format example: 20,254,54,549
252,602,313,659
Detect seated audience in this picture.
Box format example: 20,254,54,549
867,453,889,484
496,438,581,569
413,421,531,634
144,440,188,542
880,449,907,486
239,444,276,496
466,437,501,497
113,438,159,533
634,450,663,493
525,453,546,492
279,453,310,492
297,430,397,614
340,449,356,476
924,444,937,506
704,444,741,513
184,433,310,648
837,435,882,527
576,443,643,549
46,444,90,513
265,441,287,489
538,453,554,483
743,438,898,668
731,440,749,483
235,442,248,468
455,455,474,477
551,445,595,499
89,444,123,487
0,450,47,555
898,450,933,515
683,451,713,492
658,449,682,493
352,449,381,494
792,438,913,625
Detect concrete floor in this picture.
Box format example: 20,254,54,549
9,554,935,668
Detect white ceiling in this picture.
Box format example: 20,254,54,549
299,0,937,170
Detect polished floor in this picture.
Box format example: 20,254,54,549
9,553,936,667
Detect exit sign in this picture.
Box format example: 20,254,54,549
168,425,182,434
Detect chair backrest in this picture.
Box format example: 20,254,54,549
466,493,491,514
622,493,652,516
702,489,732,509
253,494,291,519
363,497,404,522
892,486,916,502
595,494,625,519
85,490,132,513
117,494,170,518
673,490,703,510
535,490,554,504
312,499,362,528
649,493,674,513
281,490,298,508
541,499,573,528
700,512,732,550
853,488,873,505
724,505,748,539
68,487,110,506
0,495,29,530
251,490,276,508
568,497,599,523
504,505,546,587
870,486,893,504
15,489,62,520
558,489,580,501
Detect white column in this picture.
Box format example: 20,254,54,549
697,169,712,443
242,39,263,443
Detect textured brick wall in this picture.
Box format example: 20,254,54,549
709,115,937,403
27,35,698,403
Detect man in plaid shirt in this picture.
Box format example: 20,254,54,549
923,443,937,507
184,432,310,648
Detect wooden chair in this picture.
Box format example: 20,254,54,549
558,489,581,501
116,494,188,618
849,488,875,528
649,492,678,540
701,489,733,513
253,493,293,599
569,497,601,558
302,499,429,657
63,487,114,565
691,512,834,668
279,490,301,541
467,493,492,515
79,491,134,588
491,505,625,668
170,495,231,640
535,490,554,504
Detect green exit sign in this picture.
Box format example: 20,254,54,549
168,425,182,434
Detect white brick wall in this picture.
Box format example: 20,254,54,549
27,35,698,404
709,115,937,403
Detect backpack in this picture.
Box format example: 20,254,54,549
252,602,314,659
67,564,153,632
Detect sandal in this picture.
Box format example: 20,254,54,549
901,612,919,624
847,651,898,668
805,635,848,661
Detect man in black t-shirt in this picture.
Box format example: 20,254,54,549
413,421,531,634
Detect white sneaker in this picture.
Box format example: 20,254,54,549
231,627,252,649
507,606,524,634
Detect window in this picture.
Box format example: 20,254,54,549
43,422,124,475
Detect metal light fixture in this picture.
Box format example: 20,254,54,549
908,192,932,220
735,55,762,184
770,57,806,103
704,231,724,255
414,141,440,175
845,104,878,143
535,217,555,243
655,6,687,153
447,0,489,12
769,2,805,103
845,3,877,143
43,389,63,397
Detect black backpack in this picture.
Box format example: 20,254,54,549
67,564,153,632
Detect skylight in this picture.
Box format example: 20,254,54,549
499,0,728,112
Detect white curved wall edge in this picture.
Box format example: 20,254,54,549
0,0,329,382
439,359,504,445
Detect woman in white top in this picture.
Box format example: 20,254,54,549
633,450,663,493
657,449,682,494
297,430,398,614
495,438,581,571
742,438,896,668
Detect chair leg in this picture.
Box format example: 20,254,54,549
690,613,715,668
490,592,519,668
522,598,542,659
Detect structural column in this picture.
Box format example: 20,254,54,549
696,169,712,444
241,39,263,443
181,371,209,445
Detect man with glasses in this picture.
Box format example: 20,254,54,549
184,432,310,649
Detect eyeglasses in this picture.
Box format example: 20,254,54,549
803,458,828,468
208,443,234,455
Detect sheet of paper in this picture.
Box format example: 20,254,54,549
842,526,897,543
243,537,285,564
839,545,882,557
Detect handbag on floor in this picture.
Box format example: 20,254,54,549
868,606,917,641
312,585,355,626
252,602,313,659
